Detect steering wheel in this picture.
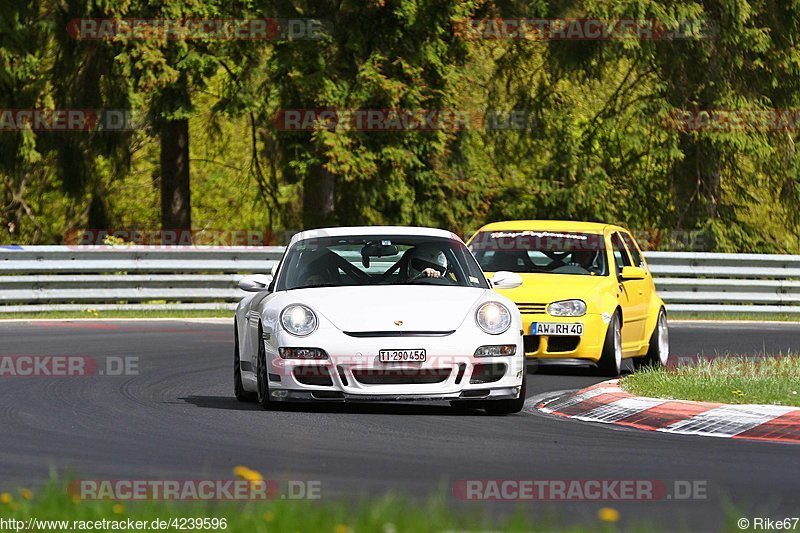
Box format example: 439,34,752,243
408,271,427,282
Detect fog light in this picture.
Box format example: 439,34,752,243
272,390,289,398
474,345,516,357
279,347,328,359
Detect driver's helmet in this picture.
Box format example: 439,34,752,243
407,244,448,278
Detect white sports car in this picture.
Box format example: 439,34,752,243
233,226,527,414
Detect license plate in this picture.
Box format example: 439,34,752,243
531,322,583,336
379,349,427,362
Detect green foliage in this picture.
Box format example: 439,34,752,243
1,0,799,250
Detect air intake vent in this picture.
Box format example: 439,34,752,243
352,368,451,385
516,303,547,314
343,330,455,338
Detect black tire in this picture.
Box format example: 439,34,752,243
255,326,272,409
635,308,669,370
597,312,622,377
483,372,527,415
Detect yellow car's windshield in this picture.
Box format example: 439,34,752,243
469,230,608,276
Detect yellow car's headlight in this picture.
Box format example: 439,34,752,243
548,299,587,317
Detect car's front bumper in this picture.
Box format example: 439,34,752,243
268,387,521,402
248,325,525,402
520,313,607,363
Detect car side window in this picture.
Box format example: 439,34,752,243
610,233,632,276
620,232,645,268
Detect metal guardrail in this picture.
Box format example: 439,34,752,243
0,246,282,313
0,246,798,314
645,252,800,314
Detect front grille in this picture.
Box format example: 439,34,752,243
469,363,507,384
293,367,333,386
547,336,581,353
352,368,451,385
523,335,541,354
336,365,349,386
454,363,467,385
516,302,547,314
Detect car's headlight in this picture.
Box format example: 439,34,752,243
475,302,512,335
548,299,587,317
280,304,318,336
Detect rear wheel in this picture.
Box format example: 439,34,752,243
597,312,622,377
636,308,669,370
234,321,254,402
483,372,527,415
255,327,272,409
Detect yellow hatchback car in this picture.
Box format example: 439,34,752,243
467,221,668,376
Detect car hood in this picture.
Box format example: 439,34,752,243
486,272,609,308
291,285,487,332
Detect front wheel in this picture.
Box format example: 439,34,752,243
483,372,527,415
597,312,622,377
636,309,669,370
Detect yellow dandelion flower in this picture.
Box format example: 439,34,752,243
731,389,744,396
0,493,12,504
598,507,620,522
19,489,32,501
112,504,124,514
233,465,264,482
334,525,351,533
263,512,275,523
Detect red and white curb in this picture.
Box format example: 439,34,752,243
535,380,800,444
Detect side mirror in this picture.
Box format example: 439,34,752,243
238,274,273,292
620,266,647,281
490,270,523,289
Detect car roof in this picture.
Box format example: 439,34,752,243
473,220,626,235
289,226,462,245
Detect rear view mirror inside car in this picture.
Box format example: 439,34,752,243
361,242,400,267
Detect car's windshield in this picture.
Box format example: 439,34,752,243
469,230,608,276
276,235,489,290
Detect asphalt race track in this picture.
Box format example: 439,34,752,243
1,320,799,530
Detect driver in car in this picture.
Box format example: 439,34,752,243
298,251,335,287
407,244,448,280
569,249,598,271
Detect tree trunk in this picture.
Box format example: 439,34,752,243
160,118,191,243
302,164,335,228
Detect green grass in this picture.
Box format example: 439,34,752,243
622,356,800,407
0,478,628,533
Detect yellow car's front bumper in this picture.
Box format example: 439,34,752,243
521,313,608,364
